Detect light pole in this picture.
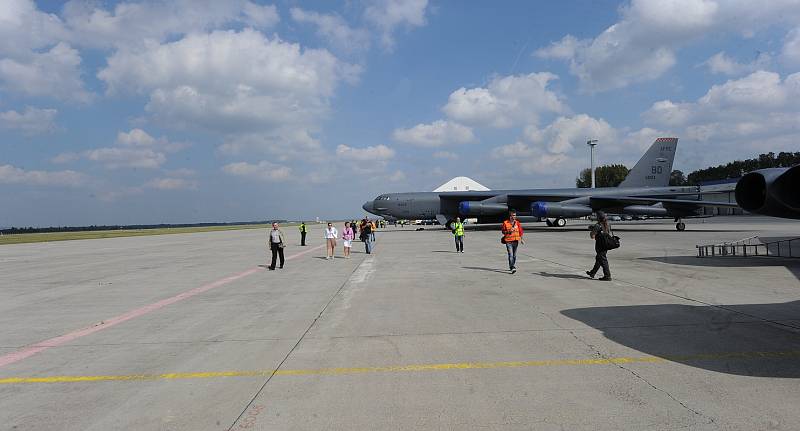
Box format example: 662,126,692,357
586,139,598,188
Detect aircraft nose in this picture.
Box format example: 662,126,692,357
362,201,374,213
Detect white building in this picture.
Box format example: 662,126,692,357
433,176,490,192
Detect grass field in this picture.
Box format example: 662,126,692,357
0,224,289,245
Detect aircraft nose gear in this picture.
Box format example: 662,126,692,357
555,217,567,227
675,218,686,231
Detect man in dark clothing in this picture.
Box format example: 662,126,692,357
587,211,612,281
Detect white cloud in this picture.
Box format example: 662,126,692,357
535,0,800,92
364,0,429,50
85,147,166,169
222,161,292,182
524,114,617,154
642,70,800,166
99,29,359,135
491,142,571,175
0,106,57,135
0,0,66,56
217,130,325,162
782,27,800,66
442,73,567,128
432,151,459,160
703,51,770,75
0,164,86,187
393,120,475,147
144,177,198,190
335,144,395,161
61,0,279,49
0,42,91,102
290,8,370,53
82,128,187,169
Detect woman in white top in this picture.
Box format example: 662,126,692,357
324,222,338,260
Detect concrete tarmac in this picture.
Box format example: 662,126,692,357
0,217,799,430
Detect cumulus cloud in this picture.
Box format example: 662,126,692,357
0,42,91,102
535,0,800,92
0,106,57,135
393,120,474,147
442,73,567,128
83,128,187,169
217,130,324,162
61,0,279,49
335,144,395,161
222,161,292,182
642,70,800,164
290,7,370,53
144,177,198,190
524,114,617,154
703,51,770,75
99,29,360,137
0,164,86,187
364,0,429,50
782,27,800,66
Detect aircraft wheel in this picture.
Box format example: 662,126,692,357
676,222,686,231
555,217,567,227
545,219,554,227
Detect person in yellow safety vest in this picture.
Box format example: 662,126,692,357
370,220,377,242
452,217,465,253
299,222,308,246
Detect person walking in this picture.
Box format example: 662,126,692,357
369,219,377,242
452,217,465,253
360,218,373,254
324,222,338,260
267,222,285,270
501,211,524,274
587,211,613,281
342,222,354,259
299,221,308,246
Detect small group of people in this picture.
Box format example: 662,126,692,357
324,218,378,259
453,210,614,279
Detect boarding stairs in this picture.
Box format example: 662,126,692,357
697,236,800,258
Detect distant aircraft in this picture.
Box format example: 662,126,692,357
735,165,800,219
363,138,738,231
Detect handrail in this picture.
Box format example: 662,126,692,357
697,236,800,258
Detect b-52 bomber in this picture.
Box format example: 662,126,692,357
363,138,738,231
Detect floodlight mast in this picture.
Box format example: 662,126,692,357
587,139,599,188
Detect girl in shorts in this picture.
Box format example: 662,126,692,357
342,222,354,259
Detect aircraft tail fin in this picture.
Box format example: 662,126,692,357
618,137,678,188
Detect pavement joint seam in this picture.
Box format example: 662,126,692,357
225,254,371,430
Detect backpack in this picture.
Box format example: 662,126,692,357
598,231,620,251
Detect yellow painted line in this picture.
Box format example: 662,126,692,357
1,350,798,385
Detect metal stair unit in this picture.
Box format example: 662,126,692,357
697,236,800,258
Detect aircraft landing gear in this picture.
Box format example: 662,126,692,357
675,218,686,231
545,219,554,227
555,217,567,227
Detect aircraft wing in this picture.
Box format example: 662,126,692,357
589,196,739,208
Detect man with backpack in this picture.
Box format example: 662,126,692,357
587,211,615,281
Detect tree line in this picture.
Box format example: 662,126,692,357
0,221,286,235
577,151,800,188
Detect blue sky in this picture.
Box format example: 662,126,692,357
2,0,800,226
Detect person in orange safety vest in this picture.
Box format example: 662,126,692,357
501,211,525,273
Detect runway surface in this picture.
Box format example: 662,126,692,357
1,217,799,430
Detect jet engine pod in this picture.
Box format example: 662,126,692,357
458,201,508,216
735,165,800,219
531,201,592,218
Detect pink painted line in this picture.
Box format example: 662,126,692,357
0,243,326,369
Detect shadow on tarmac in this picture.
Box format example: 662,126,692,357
562,301,800,378
534,271,588,280
462,266,510,274
640,255,800,280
